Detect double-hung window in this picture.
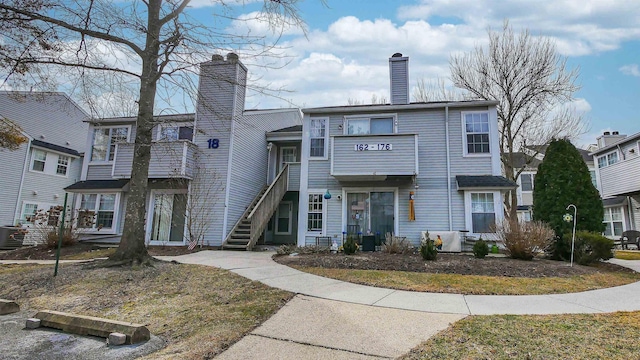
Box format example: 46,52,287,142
79,193,117,230
603,207,624,237
471,193,495,233
31,149,47,172
309,119,326,158
597,152,618,168
91,127,129,162
307,193,323,232
56,156,69,176
520,173,534,192
464,112,490,155
159,125,193,141
346,117,394,135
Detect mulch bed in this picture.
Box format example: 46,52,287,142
273,252,634,278
0,243,215,260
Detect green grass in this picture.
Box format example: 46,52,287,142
0,261,293,359
292,266,640,295
402,312,640,359
614,250,640,260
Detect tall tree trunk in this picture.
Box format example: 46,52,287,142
108,1,162,265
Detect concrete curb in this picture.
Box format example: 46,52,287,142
0,299,20,315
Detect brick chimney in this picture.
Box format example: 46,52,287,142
389,53,409,105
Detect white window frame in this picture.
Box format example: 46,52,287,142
464,191,501,238
306,190,327,235
343,114,397,135
275,201,293,235
603,207,625,238
19,201,59,227
145,189,189,245
90,126,131,164
157,123,194,142
520,173,534,192
56,155,70,176
280,146,297,170
597,150,619,168
31,149,47,172
307,193,324,233
309,118,328,160
75,192,121,233
462,111,491,157
29,148,72,178
340,187,399,237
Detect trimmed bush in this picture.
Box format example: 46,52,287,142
473,239,489,259
494,219,555,260
343,235,359,255
420,232,438,261
559,231,614,265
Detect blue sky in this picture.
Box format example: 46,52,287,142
186,0,639,147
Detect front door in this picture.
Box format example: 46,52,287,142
346,191,394,236
149,191,187,244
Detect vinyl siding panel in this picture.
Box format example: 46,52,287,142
225,110,302,236
599,156,640,197
288,163,301,191
303,105,497,245
112,141,196,179
0,145,28,225
86,164,114,180
331,134,417,176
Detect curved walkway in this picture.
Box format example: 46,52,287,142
158,251,640,316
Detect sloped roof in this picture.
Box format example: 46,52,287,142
65,179,130,191
504,152,542,169
269,125,302,133
0,91,89,152
456,175,517,190
31,139,80,157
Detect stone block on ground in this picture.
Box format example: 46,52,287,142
25,318,41,329
0,299,20,315
108,332,127,346
35,310,150,344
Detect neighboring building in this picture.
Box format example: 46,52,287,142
66,54,303,247
295,54,515,248
591,131,640,237
509,131,639,239
510,145,597,222
66,53,516,250
0,91,89,243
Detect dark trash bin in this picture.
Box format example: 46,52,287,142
362,235,376,252
0,226,26,250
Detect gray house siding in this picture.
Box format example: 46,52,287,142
0,145,28,225
302,104,498,246
226,110,302,236
87,164,114,180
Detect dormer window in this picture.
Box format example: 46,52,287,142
346,116,394,135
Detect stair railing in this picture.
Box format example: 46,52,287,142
246,164,289,250
222,184,268,248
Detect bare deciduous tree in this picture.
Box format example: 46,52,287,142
450,20,587,218
411,77,467,103
347,93,388,106
0,0,308,265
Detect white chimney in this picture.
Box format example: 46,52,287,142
389,53,409,105
596,131,627,148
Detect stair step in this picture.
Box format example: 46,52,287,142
231,235,250,240
223,244,249,250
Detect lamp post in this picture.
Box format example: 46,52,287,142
565,204,577,267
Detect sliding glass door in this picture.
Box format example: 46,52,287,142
150,192,187,243
346,191,394,236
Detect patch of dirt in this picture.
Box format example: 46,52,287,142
273,252,634,278
0,243,216,260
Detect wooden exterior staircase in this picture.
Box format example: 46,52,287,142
222,165,289,250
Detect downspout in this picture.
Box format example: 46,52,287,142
13,138,32,225
445,106,452,231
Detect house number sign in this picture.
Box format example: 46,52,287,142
207,138,219,149
354,143,392,151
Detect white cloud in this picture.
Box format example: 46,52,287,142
620,64,640,77
227,11,305,37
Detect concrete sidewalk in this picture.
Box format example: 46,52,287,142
156,250,640,316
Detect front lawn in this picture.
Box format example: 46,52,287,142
402,312,640,359
0,261,293,359
614,250,640,260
